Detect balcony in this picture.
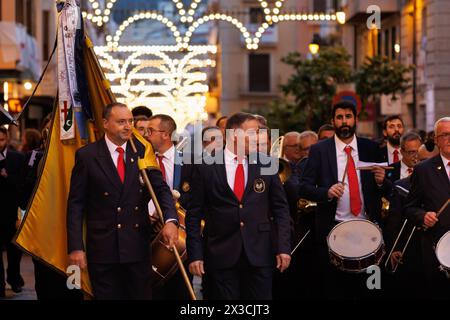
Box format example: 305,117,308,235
0,21,41,81
344,0,400,24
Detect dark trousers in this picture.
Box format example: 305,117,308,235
316,244,383,300
32,258,83,300
153,264,191,300
88,261,152,300
0,242,24,290
206,251,273,300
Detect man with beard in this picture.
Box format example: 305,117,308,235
299,101,392,299
381,115,405,164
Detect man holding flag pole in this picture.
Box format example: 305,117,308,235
14,0,181,299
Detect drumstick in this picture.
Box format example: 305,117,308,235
340,159,348,185
423,198,450,231
436,198,450,218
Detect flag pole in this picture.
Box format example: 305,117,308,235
128,138,197,300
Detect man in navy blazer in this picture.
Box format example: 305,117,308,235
67,103,178,300
299,101,392,299
404,117,450,298
186,112,291,300
0,127,25,297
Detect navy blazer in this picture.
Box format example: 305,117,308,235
186,152,291,270
67,137,177,264
404,155,450,243
299,136,392,242
0,149,25,242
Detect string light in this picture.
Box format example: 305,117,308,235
82,0,345,127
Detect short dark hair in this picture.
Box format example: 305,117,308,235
383,115,403,130
254,114,267,127
103,102,128,119
318,124,334,135
132,106,153,118
0,126,7,136
202,126,221,139
216,116,228,127
331,101,357,119
400,132,422,149
225,112,256,130
149,114,177,135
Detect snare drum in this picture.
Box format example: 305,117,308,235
435,231,450,278
327,220,385,273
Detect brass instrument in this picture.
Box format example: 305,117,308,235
297,198,317,215
270,136,292,183
381,197,390,219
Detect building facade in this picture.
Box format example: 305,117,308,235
0,0,57,137
342,0,450,135
216,0,343,116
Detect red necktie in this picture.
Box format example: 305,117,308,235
157,155,166,182
233,158,245,201
393,149,399,163
344,146,362,216
116,147,125,183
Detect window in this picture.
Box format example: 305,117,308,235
43,11,50,61
384,29,389,57
248,54,270,92
313,0,327,13
377,30,382,56
16,0,24,25
15,0,34,35
26,0,33,35
391,26,397,59
249,8,264,24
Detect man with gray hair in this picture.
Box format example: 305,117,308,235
386,132,422,182
404,117,450,299
299,131,318,160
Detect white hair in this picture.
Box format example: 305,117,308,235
299,130,318,141
434,117,450,135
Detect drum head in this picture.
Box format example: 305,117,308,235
328,220,382,258
436,231,450,268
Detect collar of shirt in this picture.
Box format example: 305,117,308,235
104,134,127,157
157,144,175,163
0,148,7,161
224,145,247,165
387,142,400,156
441,153,450,173
400,160,412,177
334,134,358,154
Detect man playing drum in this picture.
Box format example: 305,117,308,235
404,117,450,299
300,101,391,299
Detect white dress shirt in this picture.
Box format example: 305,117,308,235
387,142,402,164
104,134,127,166
156,145,175,191
224,146,248,193
334,135,368,221
0,148,7,161
441,154,450,183
148,145,177,224
400,160,413,180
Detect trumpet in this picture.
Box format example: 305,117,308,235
270,136,292,184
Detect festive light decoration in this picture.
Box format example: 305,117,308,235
82,0,345,128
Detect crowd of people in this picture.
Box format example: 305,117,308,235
1,101,449,300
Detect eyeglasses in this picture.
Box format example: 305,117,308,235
402,150,418,156
436,132,450,140
285,144,301,149
148,127,166,135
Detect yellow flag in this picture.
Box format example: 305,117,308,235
132,127,159,170
14,35,115,297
